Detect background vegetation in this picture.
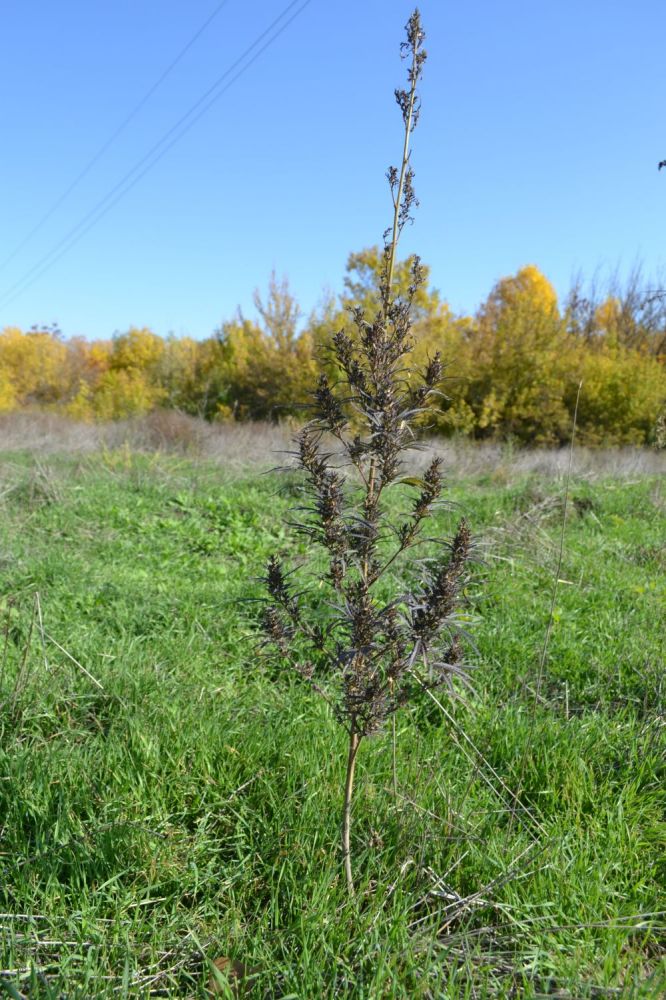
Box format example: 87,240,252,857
2,256,665,447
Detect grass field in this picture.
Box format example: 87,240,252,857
0,442,664,998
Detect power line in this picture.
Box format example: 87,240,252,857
0,0,312,311
0,0,233,275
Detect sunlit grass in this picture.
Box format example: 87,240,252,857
0,451,663,997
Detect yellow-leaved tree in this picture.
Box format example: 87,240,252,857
465,265,575,443
157,336,201,411
0,366,16,412
0,326,68,408
64,338,112,420
563,284,666,444
91,327,166,419
210,273,318,421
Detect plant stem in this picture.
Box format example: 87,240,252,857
386,39,421,299
391,687,398,801
342,725,361,896
362,456,378,582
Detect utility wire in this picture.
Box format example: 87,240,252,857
0,0,233,275
0,0,311,311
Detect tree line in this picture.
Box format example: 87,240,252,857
1,250,664,446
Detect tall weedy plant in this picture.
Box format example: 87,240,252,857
261,9,472,896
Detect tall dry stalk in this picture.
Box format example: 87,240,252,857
260,9,473,896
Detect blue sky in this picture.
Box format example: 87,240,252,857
1,0,664,340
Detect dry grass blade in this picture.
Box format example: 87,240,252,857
408,672,547,838
43,630,104,690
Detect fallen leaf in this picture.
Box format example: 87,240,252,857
208,956,260,998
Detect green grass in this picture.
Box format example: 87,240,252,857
0,448,664,998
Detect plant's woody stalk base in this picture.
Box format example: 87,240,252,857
342,728,361,896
